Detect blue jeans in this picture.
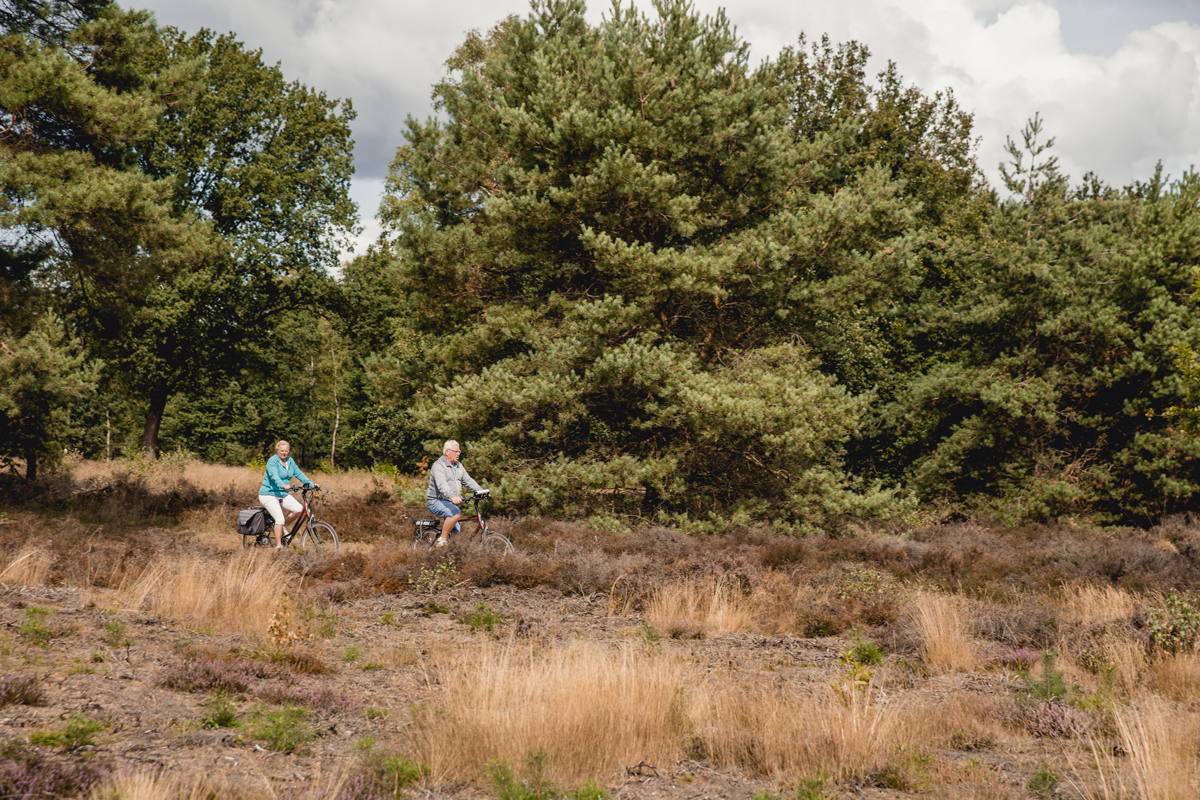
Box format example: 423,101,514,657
427,498,462,534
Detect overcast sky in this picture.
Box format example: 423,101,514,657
131,0,1200,258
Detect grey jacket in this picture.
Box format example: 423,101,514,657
426,456,483,503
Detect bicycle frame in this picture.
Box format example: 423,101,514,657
278,495,312,546
413,494,512,552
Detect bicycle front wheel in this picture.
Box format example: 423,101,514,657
301,521,339,553
482,531,514,554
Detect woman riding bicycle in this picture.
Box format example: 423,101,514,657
259,440,317,549
427,439,488,546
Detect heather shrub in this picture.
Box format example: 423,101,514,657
0,738,109,799
0,676,42,708
340,748,428,800
254,684,361,713
983,646,1039,672
969,598,1058,649
997,699,1089,739
158,654,293,693
458,552,547,590
758,538,810,569
240,642,331,675
361,544,417,594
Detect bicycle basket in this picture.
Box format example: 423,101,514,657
237,507,268,537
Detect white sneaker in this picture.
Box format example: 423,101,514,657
435,537,447,547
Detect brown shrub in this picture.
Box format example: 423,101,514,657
360,543,416,594
970,597,1060,650
459,552,552,589
305,551,369,583
759,538,810,569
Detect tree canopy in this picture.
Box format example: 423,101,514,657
4,0,1199,530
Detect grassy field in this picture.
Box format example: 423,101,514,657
0,458,1197,799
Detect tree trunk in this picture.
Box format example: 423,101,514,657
141,387,170,460
22,445,37,482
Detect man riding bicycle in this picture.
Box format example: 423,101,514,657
426,439,489,546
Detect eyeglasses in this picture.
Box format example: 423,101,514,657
448,449,461,453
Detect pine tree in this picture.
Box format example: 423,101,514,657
884,119,1200,523
379,0,928,525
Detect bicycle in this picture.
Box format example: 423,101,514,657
244,485,340,553
412,492,513,553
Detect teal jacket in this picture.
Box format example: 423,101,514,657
259,454,311,498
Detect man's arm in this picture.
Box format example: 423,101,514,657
460,465,484,495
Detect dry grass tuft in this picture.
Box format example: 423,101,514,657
0,545,53,586
1147,652,1200,702
116,552,290,636
89,769,250,800
1075,697,1200,800
686,678,934,782
644,576,755,637
1061,584,1144,625
410,641,686,785
912,591,979,673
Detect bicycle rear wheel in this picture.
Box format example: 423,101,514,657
481,531,514,554
412,522,439,549
301,521,339,553
243,533,268,549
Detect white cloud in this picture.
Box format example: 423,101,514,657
135,0,1200,258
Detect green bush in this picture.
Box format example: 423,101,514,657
1147,591,1200,654
246,704,314,754
29,714,105,750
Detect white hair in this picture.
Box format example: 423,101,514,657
443,440,459,454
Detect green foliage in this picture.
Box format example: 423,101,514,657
408,557,457,594
566,782,610,800
246,704,314,754
0,319,100,481
840,631,883,667
18,608,54,648
866,745,932,791
101,620,131,648
881,126,1200,524
486,749,558,800
638,621,662,645
460,603,503,632
1147,590,1200,655
380,0,927,525
29,714,105,750
1027,765,1059,798
199,689,240,729
1022,652,1069,701
793,773,831,800
356,749,427,795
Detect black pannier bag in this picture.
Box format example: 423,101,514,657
237,507,268,537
